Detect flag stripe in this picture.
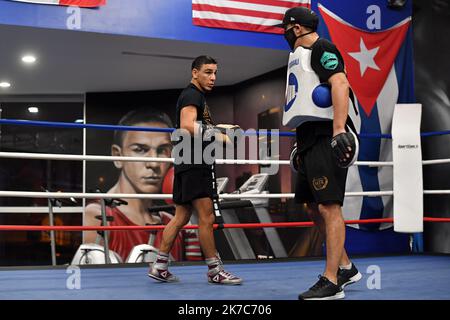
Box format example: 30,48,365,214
60,0,105,6
193,3,284,20
9,0,105,7
12,0,58,4
193,18,284,33
376,65,398,229
193,11,282,26
228,0,307,9
193,0,306,14
193,0,310,34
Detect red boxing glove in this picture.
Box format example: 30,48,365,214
162,166,174,204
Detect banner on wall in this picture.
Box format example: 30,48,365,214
84,93,205,263
7,0,105,7
315,0,414,231
192,0,310,34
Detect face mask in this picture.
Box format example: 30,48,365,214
284,27,315,51
284,28,298,51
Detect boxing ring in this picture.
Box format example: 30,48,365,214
0,114,450,300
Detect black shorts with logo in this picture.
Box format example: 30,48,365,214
295,135,348,206
173,167,215,205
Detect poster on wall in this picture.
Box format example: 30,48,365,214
83,90,202,264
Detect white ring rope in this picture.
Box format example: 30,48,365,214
0,151,390,167
0,190,442,199
0,152,448,200
423,190,450,195
2,190,449,199
0,190,394,199
0,151,170,163
6,150,450,167
422,159,450,165
1,190,448,199
0,206,84,213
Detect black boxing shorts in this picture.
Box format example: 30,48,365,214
295,135,349,206
173,167,216,205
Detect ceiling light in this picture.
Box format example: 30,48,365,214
22,55,37,64
0,82,11,88
28,107,39,113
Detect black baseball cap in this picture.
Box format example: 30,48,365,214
275,6,319,30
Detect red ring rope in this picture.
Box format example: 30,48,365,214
0,217,448,231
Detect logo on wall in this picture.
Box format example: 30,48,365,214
285,73,299,112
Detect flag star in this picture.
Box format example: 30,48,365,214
348,38,381,77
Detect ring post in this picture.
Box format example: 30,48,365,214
99,199,111,264
392,104,423,232
47,198,57,266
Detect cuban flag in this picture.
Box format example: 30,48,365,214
6,0,105,7
314,0,414,231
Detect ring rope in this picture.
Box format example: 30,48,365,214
0,217,449,232
2,190,450,199
422,159,450,165
0,190,394,199
0,151,290,166
2,188,450,199
0,119,173,133
3,150,449,167
1,120,449,233
424,190,450,195
2,118,450,139
0,151,392,167
0,190,449,199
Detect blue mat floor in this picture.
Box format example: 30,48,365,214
0,255,449,300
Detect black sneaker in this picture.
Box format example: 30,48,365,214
298,275,345,300
337,263,362,289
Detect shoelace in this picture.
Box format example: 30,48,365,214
219,270,236,279
310,276,328,290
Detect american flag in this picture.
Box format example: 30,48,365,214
7,0,106,7
193,0,311,34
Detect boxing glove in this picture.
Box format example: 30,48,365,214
330,131,359,168
289,143,300,173
162,166,174,204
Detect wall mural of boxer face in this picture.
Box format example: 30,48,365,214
192,63,217,92
112,121,172,194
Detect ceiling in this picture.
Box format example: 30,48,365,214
0,24,288,96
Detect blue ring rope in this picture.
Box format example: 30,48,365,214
0,119,447,139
